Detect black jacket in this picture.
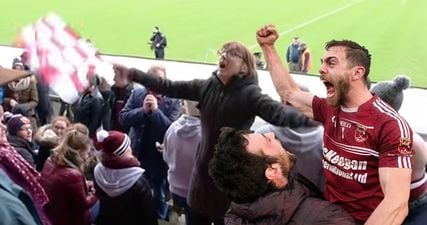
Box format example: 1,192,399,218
94,174,158,225
7,135,36,168
131,69,310,218
110,83,138,133
225,177,356,225
72,91,104,138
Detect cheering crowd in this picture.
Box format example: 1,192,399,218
0,24,426,225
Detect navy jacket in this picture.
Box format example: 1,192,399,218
119,87,181,175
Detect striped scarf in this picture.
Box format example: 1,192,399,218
0,143,49,210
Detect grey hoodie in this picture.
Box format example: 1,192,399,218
163,115,201,198
94,164,144,197
256,124,325,191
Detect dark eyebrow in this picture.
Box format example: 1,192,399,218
320,56,337,64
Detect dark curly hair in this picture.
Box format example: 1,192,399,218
208,127,277,204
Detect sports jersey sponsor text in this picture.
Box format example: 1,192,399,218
323,148,368,183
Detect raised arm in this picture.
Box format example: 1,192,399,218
113,65,203,101
256,25,314,118
246,85,310,128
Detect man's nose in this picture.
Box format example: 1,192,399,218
265,132,275,139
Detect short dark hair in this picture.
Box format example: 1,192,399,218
208,127,276,204
325,40,371,83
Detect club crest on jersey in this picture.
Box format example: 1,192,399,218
398,138,412,155
354,125,368,142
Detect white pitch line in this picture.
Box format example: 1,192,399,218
248,0,365,49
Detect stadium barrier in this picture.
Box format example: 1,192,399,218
1,44,426,139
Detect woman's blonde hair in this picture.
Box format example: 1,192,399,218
50,127,91,171
69,123,90,137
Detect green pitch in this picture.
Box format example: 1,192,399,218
1,0,426,87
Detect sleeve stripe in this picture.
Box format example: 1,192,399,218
398,156,412,169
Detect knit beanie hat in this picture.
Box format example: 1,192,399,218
7,114,26,136
371,75,410,111
94,130,131,156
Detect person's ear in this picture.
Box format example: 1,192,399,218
351,66,366,81
265,163,280,181
241,64,248,73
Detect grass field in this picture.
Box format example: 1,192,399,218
1,0,426,87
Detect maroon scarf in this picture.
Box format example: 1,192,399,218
0,143,51,224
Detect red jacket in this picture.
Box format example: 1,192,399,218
40,159,97,225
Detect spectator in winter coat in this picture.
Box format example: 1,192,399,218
0,169,42,225
39,127,97,225
0,65,50,225
110,69,142,133
0,119,51,225
72,76,105,138
4,58,38,126
120,65,181,220
4,75,39,130
114,41,311,225
94,130,159,225
6,115,36,167
163,100,201,224
51,116,71,139
285,37,301,72
209,127,356,225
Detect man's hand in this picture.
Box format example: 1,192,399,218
9,99,18,108
256,24,279,47
86,180,96,194
143,94,158,113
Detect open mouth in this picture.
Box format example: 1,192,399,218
219,61,226,69
323,80,335,98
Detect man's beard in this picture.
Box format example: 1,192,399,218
328,76,350,107
278,152,296,178
269,152,296,189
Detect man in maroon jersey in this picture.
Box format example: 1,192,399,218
256,24,413,224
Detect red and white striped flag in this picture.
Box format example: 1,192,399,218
18,13,113,103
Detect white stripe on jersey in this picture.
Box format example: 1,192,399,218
405,156,412,168
325,134,379,157
398,156,412,168
373,99,411,140
373,99,412,169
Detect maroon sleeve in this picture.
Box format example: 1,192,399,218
377,113,414,169
65,171,98,210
